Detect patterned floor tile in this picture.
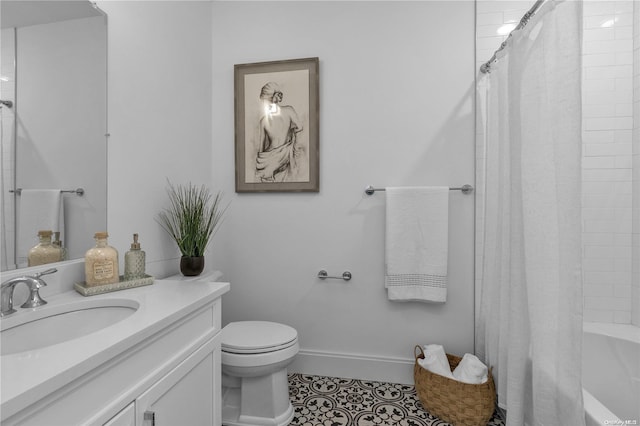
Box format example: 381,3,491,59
288,373,505,426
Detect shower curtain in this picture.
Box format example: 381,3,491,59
476,1,584,425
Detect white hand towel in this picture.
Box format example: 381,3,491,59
16,189,63,265
452,353,488,384
418,344,454,379
385,186,449,302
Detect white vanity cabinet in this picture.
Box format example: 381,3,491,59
134,334,220,426
1,280,228,426
104,403,135,426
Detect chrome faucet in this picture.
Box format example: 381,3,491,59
1,268,56,317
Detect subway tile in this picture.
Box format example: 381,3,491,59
477,24,503,38
584,284,615,297
614,232,633,246
502,9,529,23
616,51,633,65
583,207,616,221
584,27,615,42
584,39,633,55
584,194,633,208
613,12,634,27
583,143,632,156
614,181,633,194
477,12,504,26
614,245,633,259
583,90,617,106
583,309,614,323
584,78,617,92
584,296,630,311
582,169,632,182
613,1,634,15
582,156,617,168
614,284,632,298
584,2,616,17
584,117,633,131
583,130,616,144
583,52,617,67
582,181,618,193
613,310,632,324
476,36,505,51
584,15,617,29
614,129,633,143
582,27,616,43
615,156,633,168
585,245,615,258
582,257,615,271
584,64,632,79
615,258,633,272
615,103,633,116
615,26,633,40
583,270,613,286
582,232,615,245
584,219,632,233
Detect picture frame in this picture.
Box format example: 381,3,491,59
234,57,319,192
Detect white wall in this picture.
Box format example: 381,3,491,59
211,1,476,384
96,1,213,279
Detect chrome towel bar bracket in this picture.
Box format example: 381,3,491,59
364,184,473,196
317,270,352,281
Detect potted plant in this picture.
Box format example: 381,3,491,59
157,181,227,276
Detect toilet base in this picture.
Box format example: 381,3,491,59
221,367,294,426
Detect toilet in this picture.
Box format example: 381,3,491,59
221,321,299,426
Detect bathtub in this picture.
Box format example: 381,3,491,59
582,322,640,426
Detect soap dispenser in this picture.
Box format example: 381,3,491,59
124,233,146,280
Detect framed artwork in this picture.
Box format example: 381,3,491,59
234,57,319,192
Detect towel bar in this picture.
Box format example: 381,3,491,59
10,188,85,196
365,184,473,196
317,270,352,281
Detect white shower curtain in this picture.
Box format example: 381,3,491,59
476,1,584,425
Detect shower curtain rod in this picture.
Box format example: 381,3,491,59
479,0,546,74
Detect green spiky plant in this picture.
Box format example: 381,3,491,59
157,181,227,257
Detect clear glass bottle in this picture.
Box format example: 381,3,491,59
84,232,119,286
28,230,62,266
124,233,146,280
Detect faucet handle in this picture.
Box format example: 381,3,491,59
35,268,57,279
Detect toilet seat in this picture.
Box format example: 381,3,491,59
222,321,298,354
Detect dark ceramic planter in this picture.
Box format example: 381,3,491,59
180,256,205,276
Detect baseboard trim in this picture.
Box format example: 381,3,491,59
288,349,415,385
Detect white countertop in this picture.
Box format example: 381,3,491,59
0,279,229,419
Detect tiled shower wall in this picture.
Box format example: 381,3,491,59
475,0,638,325
632,0,639,326
1,28,16,272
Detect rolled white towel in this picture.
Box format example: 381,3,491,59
418,344,454,379
452,353,488,384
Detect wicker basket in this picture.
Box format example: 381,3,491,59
413,345,496,426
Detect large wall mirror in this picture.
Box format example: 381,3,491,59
1,1,107,272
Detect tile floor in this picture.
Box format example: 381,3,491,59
288,373,505,426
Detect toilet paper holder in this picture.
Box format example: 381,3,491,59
317,270,352,281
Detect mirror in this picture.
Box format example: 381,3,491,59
1,1,107,271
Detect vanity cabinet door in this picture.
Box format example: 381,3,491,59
103,402,135,426
136,334,221,426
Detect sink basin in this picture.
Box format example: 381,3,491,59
1,298,139,356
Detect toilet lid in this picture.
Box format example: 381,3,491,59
222,321,298,354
